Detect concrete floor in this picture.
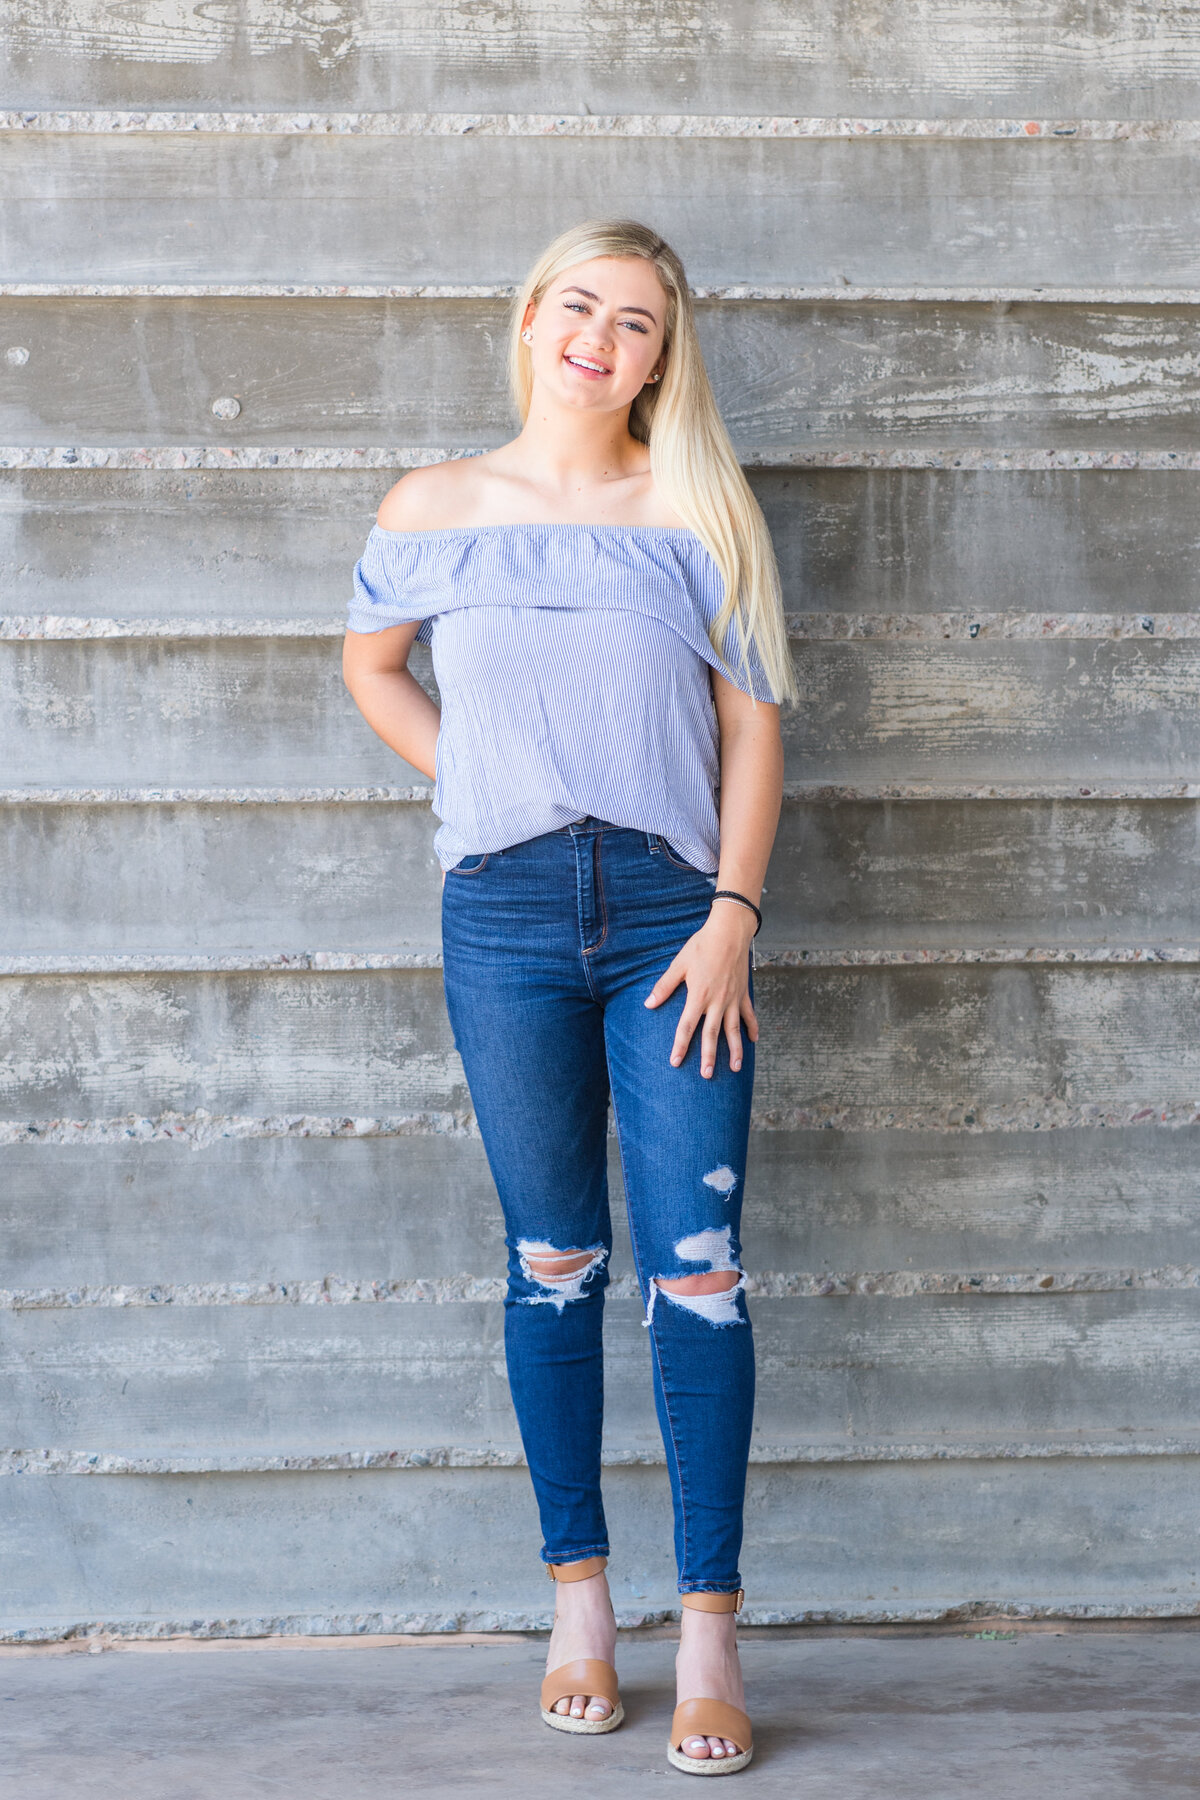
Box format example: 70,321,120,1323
2,1627,1199,1798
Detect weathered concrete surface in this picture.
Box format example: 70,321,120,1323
5,135,1200,287
6,467,1200,622
10,635,1200,788
0,801,445,954
6,1126,1200,1294
5,1629,1200,1800
9,795,1200,956
0,637,425,787
4,1461,1200,1632
9,962,1200,1124
764,799,1200,949
784,640,1200,786
6,299,1200,449
2,1291,1198,1453
762,468,1200,616
7,0,1200,116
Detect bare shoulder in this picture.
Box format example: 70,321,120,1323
375,457,495,533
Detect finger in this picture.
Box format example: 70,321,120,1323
645,954,686,1009
741,992,760,1041
699,1009,721,1080
670,1006,702,1067
724,1004,744,1072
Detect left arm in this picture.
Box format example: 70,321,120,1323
644,674,784,1078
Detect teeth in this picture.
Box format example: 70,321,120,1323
568,357,608,373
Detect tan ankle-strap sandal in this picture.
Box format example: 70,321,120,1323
540,1556,625,1736
667,1590,753,1776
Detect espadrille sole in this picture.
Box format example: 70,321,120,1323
667,1742,754,1775
541,1701,625,1735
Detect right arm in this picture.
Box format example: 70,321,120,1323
342,620,439,781
342,469,458,780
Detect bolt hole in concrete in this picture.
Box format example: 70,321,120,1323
211,395,242,420
5,345,29,365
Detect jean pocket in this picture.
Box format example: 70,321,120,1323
652,835,710,876
447,851,491,876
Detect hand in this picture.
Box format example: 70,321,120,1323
644,903,758,1078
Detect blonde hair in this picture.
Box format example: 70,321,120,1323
509,219,796,704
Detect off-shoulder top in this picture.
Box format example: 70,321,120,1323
347,522,776,871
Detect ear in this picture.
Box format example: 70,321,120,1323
520,299,537,334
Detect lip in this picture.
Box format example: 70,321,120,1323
564,353,612,379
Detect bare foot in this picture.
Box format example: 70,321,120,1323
545,1569,617,1722
674,1607,745,1761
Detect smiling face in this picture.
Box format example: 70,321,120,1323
522,255,669,416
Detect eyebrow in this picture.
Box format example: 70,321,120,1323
562,285,658,322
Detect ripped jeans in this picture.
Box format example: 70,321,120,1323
441,818,754,1596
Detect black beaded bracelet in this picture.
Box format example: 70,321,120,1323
711,889,763,935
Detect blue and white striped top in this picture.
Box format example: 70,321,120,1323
348,522,776,871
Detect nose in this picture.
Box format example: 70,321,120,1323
581,315,615,351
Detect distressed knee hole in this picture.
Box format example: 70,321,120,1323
656,1272,741,1297
644,1225,747,1327
516,1239,608,1311
524,1250,599,1282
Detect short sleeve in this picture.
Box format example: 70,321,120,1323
347,525,436,642
679,545,779,704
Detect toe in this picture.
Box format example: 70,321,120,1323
707,1736,727,1757
569,1694,587,1718
553,1697,571,1715
585,1697,612,1720
683,1736,712,1759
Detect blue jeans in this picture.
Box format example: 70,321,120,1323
441,818,755,1595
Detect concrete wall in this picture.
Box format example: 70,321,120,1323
3,4,1200,1640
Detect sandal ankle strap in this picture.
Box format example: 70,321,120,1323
546,1555,608,1582
680,1588,744,1614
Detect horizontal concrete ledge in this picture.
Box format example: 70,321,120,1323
5,1102,1200,1148
8,1593,1200,1645
8,1436,1200,1477
10,283,1200,304
6,111,1199,141
786,782,1200,802
10,781,1200,808
5,447,1200,472
0,617,341,641
3,1267,1196,1311
6,945,1200,976
3,612,1192,643
0,785,433,806
0,951,445,975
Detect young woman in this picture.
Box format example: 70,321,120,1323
344,219,795,1776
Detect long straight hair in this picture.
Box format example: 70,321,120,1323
509,219,796,704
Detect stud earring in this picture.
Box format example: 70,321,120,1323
521,329,533,343
647,371,661,382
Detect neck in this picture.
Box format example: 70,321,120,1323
510,387,646,496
